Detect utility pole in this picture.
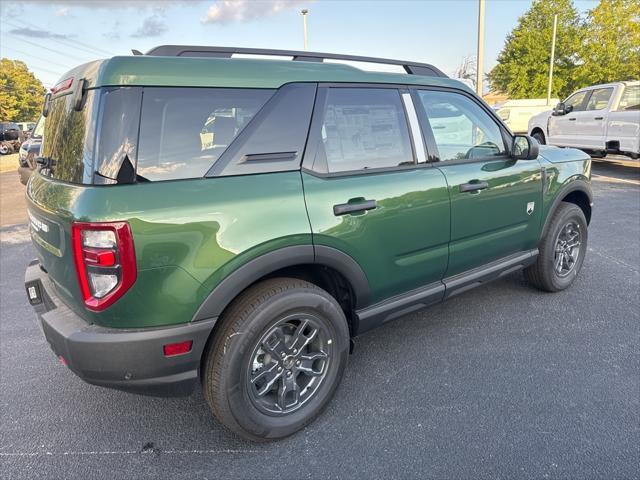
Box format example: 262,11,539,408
301,9,309,51
476,0,485,97
547,14,558,105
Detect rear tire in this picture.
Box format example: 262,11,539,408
525,202,588,292
532,131,546,145
201,277,350,441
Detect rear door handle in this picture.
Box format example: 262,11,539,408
333,199,377,216
594,116,604,120
459,181,489,193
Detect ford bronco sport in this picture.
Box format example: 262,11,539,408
24,46,592,441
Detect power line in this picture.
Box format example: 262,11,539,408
5,35,94,63
1,46,75,71
4,19,117,57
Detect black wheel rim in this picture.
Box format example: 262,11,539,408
554,220,582,277
246,313,332,415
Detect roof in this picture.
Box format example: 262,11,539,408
67,56,468,91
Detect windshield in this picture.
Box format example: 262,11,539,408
32,116,45,139
40,90,97,184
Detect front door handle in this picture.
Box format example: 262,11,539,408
568,118,577,121
594,116,604,120
333,199,377,216
459,181,489,193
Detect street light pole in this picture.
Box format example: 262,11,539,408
547,14,558,105
476,0,485,97
301,9,309,51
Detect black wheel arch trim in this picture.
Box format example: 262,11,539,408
192,245,370,322
541,178,593,240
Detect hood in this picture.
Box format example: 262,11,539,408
538,145,590,163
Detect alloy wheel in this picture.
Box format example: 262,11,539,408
553,220,582,277
246,314,332,415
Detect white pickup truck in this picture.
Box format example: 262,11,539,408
528,81,639,159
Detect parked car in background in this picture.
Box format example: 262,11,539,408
497,98,559,133
0,121,22,154
529,81,640,159
18,116,44,185
17,121,36,138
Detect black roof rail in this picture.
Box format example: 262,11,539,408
144,45,448,78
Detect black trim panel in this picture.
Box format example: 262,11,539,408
192,245,371,321
193,246,314,321
354,249,539,336
25,261,215,397
443,249,538,299
541,179,593,239
355,282,445,335
314,245,370,307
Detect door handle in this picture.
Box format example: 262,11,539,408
459,181,489,193
568,118,577,121
333,199,377,216
594,116,604,120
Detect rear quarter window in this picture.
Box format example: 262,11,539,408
41,90,98,184
136,87,274,181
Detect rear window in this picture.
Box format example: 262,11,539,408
136,88,274,181
316,88,414,173
618,85,640,111
41,90,98,184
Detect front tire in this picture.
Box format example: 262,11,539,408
201,278,350,441
532,131,546,145
525,202,588,292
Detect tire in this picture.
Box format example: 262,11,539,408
532,131,546,145
201,277,350,441
0,143,10,155
525,202,588,292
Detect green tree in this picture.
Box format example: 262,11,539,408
0,58,46,121
577,0,640,85
487,0,584,99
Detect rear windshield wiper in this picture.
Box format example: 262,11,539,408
35,156,56,173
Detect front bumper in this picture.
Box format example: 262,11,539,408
24,260,216,396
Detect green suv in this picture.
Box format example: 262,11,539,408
24,46,592,441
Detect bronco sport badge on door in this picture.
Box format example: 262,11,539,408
527,202,535,215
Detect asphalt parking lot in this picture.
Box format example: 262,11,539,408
1,159,638,479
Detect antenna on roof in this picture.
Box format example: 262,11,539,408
131,49,143,56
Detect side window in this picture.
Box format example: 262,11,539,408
417,90,506,161
585,88,613,111
564,91,588,112
617,85,640,111
315,88,414,173
137,87,274,181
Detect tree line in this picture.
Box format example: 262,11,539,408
0,59,47,122
488,0,640,99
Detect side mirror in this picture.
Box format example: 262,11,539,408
552,102,566,116
42,93,51,117
512,134,539,160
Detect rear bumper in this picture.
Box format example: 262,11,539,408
18,166,32,186
24,260,216,396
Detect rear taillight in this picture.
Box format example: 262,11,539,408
71,222,137,311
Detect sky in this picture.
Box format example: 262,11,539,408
0,0,598,89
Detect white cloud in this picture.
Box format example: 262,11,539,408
131,15,169,38
55,7,72,17
202,0,311,24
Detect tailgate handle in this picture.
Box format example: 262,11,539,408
459,181,489,193
333,199,377,216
